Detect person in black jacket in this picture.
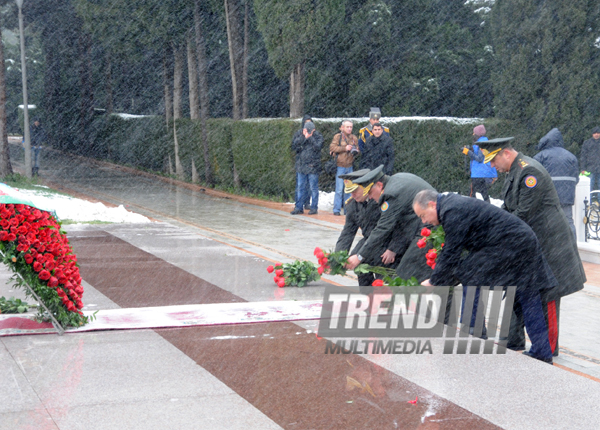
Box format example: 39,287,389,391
580,126,600,192
414,190,555,363
291,120,323,215
360,123,394,174
534,128,579,238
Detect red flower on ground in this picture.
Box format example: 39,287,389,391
277,279,286,288
266,265,274,273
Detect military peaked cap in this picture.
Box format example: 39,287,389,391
478,137,515,164
352,165,385,186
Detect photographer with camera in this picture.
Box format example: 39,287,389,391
329,120,359,216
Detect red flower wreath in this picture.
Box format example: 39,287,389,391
0,202,89,328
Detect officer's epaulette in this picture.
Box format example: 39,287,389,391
359,127,372,139
519,159,529,168
383,126,390,132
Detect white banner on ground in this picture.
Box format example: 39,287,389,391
0,300,323,336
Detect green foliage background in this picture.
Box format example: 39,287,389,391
73,115,534,200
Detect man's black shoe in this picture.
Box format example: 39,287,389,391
333,212,341,216
308,209,318,215
290,209,304,215
522,350,553,364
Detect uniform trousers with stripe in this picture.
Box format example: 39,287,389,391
507,290,560,357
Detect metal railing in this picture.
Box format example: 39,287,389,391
583,192,600,242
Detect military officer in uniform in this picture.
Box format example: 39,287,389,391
358,107,390,155
335,170,397,286
480,137,586,356
344,165,434,283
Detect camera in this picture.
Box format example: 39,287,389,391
350,147,359,155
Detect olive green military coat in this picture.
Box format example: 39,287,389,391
502,153,585,300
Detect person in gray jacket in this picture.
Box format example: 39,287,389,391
534,128,579,239
580,126,600,191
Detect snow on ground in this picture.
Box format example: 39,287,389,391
300,191,499,213
245,116,484,126
16,186,151,224
288,191,336,211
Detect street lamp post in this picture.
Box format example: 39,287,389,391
16,0,31,178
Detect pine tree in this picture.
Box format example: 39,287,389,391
491,0,600,145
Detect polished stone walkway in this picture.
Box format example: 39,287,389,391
1,145,599,429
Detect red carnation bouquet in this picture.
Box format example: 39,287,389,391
416,226,445,270
266,247,397,288
0,201,89,328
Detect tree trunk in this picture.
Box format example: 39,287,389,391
242,0,249,119
289,62,305,118
0,30,13,177
173,44,184,120
224,0,244,120
163,52,173,129
173,124,184,180
105,51,113,115
187,31,199,120
79,31,94,149
194,0,213,185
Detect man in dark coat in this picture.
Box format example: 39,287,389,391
358,107,390,154
360,123,395,175
290,119,323,215
292,115,318,211
534,128,579,238
481,137,586,356
344,166,433,283
413,190,555,363
335,170,399,286
579,126,600,192
30,119,46,176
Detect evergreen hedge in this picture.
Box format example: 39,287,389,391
71,114,543,201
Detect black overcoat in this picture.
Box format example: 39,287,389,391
291,129,324,175
361,134,395,175
501,154,585,300
430,193,557,293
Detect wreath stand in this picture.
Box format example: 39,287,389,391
0,250,65,335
